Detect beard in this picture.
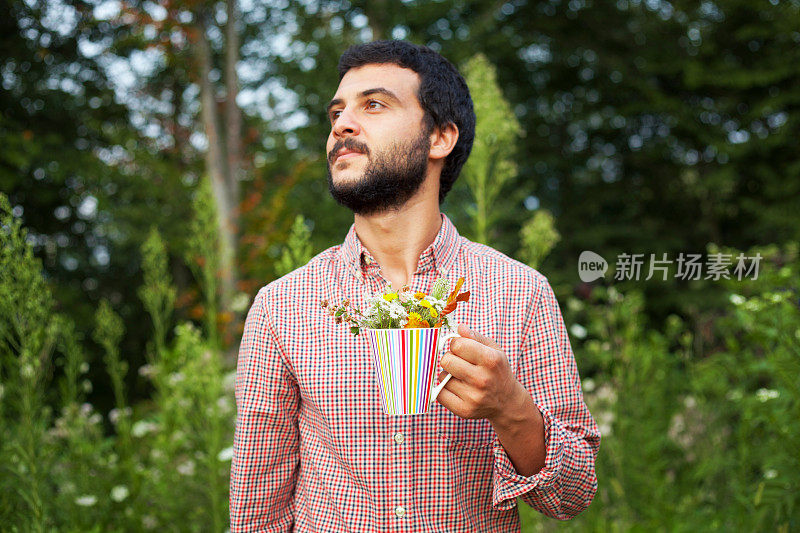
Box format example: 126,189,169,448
326,130,431,216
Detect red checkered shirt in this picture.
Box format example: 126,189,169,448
230,212,600,532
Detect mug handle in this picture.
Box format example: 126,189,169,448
430,330,462,405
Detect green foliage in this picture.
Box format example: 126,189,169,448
520,243,800,531
1,203,235,530
275,214,314,277
185,178,220,347
460,53,522,244
519,210,561,270
138,227,176,356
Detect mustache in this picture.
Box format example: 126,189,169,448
329,139,369,164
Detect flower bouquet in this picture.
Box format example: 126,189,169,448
321,277,471,415
320,276,471,336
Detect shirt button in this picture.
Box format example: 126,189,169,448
393,432,405,444
394,505,406,518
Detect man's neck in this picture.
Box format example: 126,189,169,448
353,194,442,290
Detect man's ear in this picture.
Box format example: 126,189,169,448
429,122,459,162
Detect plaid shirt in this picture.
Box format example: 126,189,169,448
230,212,600,532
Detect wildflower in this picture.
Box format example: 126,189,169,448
177,459,195,476
756,388,779,402
431,277,449,300
217,446,234,461
729,294,745,305
398,286,413,303
429,308,438,318
383,293,398,302
110,485,129,502
418,299,432,309
405,313,430,328
75,494,97,507
569,323,588,339
132,420,159,438
414,292,426,299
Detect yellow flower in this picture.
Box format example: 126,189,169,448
418,299,432,308
429,308,438,318
414,292,426,299
408,312,422,321
383,293,398,301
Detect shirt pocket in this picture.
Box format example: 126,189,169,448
432,402,496,449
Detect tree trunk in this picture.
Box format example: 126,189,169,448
224,0,244,356
197,13,237,337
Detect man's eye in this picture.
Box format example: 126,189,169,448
367,100,384,110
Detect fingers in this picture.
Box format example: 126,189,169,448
440,351,477,381
458,323,503,350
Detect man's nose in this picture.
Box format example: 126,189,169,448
332,107,361,138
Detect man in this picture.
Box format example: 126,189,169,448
230,40,600,532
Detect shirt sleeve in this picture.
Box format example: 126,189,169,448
230,287,301,532
491,277,601,519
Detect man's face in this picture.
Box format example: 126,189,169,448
325,64,432,216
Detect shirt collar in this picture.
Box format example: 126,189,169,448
339,212,461,281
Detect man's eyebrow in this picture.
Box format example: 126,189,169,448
325,88,401,116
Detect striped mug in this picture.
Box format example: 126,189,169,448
364,327,462,415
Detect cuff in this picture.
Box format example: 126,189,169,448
491,401,565,510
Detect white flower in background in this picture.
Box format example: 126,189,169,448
20,364,34,379
89,413,103,425
230,291,251,313
168,372,185,386
142,515,158,530
138,364,155,378
595,383,617,403
177,459,195,476
582,378,596,393
75,494,97,507
79,362,90,374
131,420,159,438
82,379,92,393
726,389,743,401
110,485,129,502
108,407,132,425
756,388,779,402
217,446,234,461
683,396,697,409
222,370,236,392
217,396,232,413
729,294,745,305
569,323,588,339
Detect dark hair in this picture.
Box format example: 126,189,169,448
337,40,475,204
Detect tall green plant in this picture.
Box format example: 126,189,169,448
184,178,220,347
138,227,176,356
0,193,58,530
461,53,522,244
275,214,314,276
518,209,561,270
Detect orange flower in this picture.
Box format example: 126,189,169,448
404,312,430,328
414,292,427,299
